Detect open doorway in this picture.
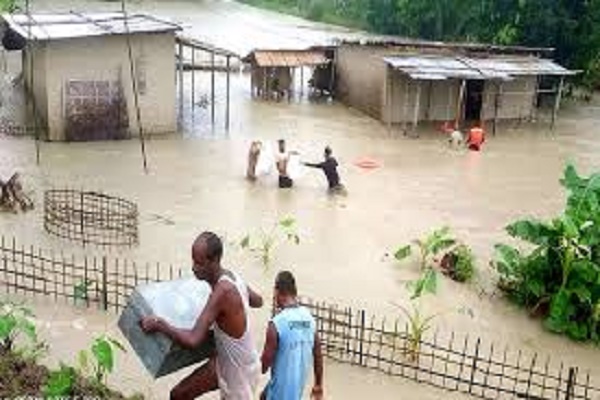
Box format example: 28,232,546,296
464,79,484,121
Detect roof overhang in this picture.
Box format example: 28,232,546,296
242,49,329,68
383,54,577,81
1,12,181,42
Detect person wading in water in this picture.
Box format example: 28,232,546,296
303,146,346,195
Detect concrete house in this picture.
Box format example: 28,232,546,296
2,12,181,141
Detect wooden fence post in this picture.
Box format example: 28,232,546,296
468,337,481,394
358,309,366,366
101,256,108,311
565,367,577,400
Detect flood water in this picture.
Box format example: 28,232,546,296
2,0,600,399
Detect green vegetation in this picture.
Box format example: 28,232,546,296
0,0,19,12
238,0,365,29
395,303,438,363
239,0,600,90
240,216,301,270
441,244,476,283
394,227,475,298
494,164,600,343
0,299,142,399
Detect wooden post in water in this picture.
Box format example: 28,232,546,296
425,80,433,121
191,48,195,109
531,75,541,121
300,66,304,97
455,80,466,130
386,66,392,134
263,67,267,100
226,55,231,131
493,81,502,136
211,50,216,128
403,79,410,135
413,80,422,136
551,76,565,131
178,41,183,110
329,53,336,98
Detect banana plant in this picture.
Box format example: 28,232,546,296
394,227,457,298
240,217,300,270
494,164,600,343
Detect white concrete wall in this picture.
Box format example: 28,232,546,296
43,32,176,141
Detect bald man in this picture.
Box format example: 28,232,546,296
140,232,264,400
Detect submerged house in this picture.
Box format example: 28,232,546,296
1,12,181,141
333,40,577,131
243,49,330,100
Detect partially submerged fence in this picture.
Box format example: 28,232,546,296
44,189,139,247
0,236,598,400
0,236,176,312
299,300,600,400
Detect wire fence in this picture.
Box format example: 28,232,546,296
0,236,598,400
44,189,139,247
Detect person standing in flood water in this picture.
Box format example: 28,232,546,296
276,139,294,189
303,146,346,195
140,232,263,400
466,123,485,151
247,140,262,181
260,271,323,400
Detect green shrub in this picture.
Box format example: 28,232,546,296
494,164,600,343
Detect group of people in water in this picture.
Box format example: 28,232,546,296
246,139,347,195
446,123,486,151
136,124,488,400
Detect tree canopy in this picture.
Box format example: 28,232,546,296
242,0,600,88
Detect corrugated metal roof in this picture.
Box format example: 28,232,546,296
246,50,328,67
2,12,181,41
383,55,576,80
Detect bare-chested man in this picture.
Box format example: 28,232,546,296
140,232,263,400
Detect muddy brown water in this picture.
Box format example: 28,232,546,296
2,0,600,398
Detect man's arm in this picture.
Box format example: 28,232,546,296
303,161,324,169
311,332,324,399
140,285,223,349
247,284,264,308
260,322,278,374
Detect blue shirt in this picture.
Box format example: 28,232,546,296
266,306,316,400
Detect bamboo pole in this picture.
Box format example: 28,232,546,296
550,76,565,131
211,50,215,127
493,81,502,136
178,42,183,109
403,79,410,135
226,55,231,131
191,48,195,109
386,67,392,133
455,80,466,129
413,80,422,136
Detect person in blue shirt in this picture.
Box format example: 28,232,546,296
260,271,323,400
